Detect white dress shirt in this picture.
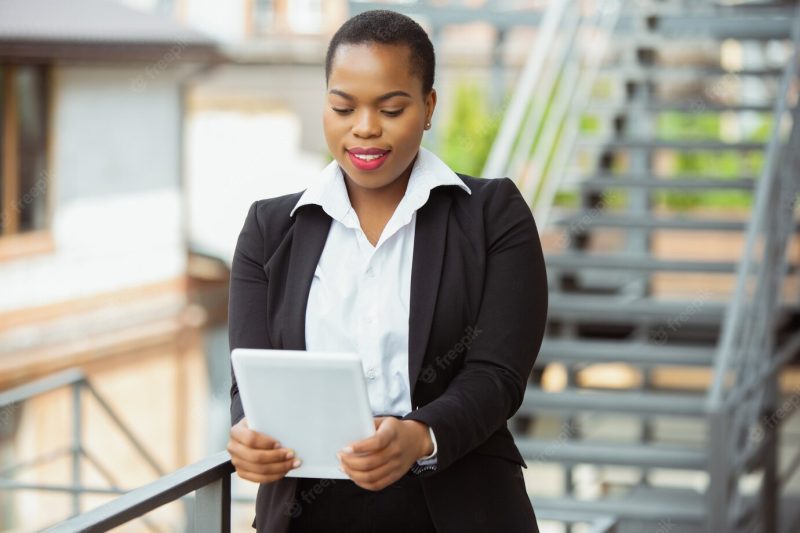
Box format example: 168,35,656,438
289,146,471,471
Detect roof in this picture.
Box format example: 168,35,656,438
0,0,224,62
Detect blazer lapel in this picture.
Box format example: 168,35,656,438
280,191,453,406
408,189,452,402
282,205,331,350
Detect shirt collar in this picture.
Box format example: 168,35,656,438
289,146,471,222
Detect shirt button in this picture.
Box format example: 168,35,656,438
366,267,375,278
365,315,375,324
366,368,377,380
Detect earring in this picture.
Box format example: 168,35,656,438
425,122,431,130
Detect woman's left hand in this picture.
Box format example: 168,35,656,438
337,417,432,491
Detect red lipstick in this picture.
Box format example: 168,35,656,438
347,147,390,171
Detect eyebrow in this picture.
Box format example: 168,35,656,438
328,89,413,102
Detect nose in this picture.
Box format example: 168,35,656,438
352,109,381,138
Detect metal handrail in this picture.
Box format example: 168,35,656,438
481,0,569,181
0,368,167,529
531,0,621,229
481,0,621,232
707,2,800,409
702,4,800,531
43,451,234,533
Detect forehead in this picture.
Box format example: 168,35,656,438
328,42,422,96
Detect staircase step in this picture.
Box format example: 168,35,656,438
547,254,798,276
548,294,727,326
519,387,707,416
531,486,707,523
533,509,619,529
553,213,747,232
587,101,774,114
546,253,738,273
517,438,708,469
569,175,756,191
537,339,716,366
599,65,784,81
578,138,765,151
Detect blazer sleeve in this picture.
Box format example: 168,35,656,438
402,177,548,474
228,200,269,428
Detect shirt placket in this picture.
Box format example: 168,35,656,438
347,210,383,413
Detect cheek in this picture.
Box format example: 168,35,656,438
322,112,347,145
390,118,423,147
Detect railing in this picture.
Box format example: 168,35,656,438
481,0,621,231
0,369,169,530
0,368,257,531
484,0,800,530
706,4,800,531
44,451,234,533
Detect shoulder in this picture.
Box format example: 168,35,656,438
251,190,305,221
450,173,529,217
246,190,304,229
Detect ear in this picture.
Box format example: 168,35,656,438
425,88,437,124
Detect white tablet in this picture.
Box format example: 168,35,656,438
230,348,375,479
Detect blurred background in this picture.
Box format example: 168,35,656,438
0,0,799,532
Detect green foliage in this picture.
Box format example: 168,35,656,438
435,82,505,177
430,78,772,212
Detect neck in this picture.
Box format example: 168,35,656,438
344,154,416,217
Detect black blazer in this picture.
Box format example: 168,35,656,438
228,173,548,533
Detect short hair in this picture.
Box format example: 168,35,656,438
325,9,435,95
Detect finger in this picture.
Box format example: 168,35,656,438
228,439,293,465
343,428,392,455
232,424,280,450
235,469,288,485
338,448,393,473
348,462,403,491
232,454,300,475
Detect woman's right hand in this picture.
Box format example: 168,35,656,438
227,417,302,483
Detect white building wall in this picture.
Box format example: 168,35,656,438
185,104,325,266
0,64,187,313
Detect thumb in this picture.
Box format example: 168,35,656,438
374,416,387,430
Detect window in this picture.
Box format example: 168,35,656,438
0,64,51,245
0,64,52,260
253,0,276,34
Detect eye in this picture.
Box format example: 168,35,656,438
332,107,352,114
382,109,403,117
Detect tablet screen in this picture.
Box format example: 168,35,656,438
231,348,375,479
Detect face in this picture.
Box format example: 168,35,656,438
324,42,436,193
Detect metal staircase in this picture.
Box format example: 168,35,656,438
484,1,800,532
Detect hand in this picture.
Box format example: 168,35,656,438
337,417,433,491
227,417,301,484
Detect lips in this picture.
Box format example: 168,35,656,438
347,147,391,171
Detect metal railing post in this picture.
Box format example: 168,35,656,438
71,381,82,517
194,473,231,533
707,408,729,532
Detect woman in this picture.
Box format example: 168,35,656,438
226,9,548,533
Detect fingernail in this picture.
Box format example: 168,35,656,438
286,450,294,459
273,442,281,449
341,446,353,454
338,464,344,472
336,453,342,461
293,459,301,468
